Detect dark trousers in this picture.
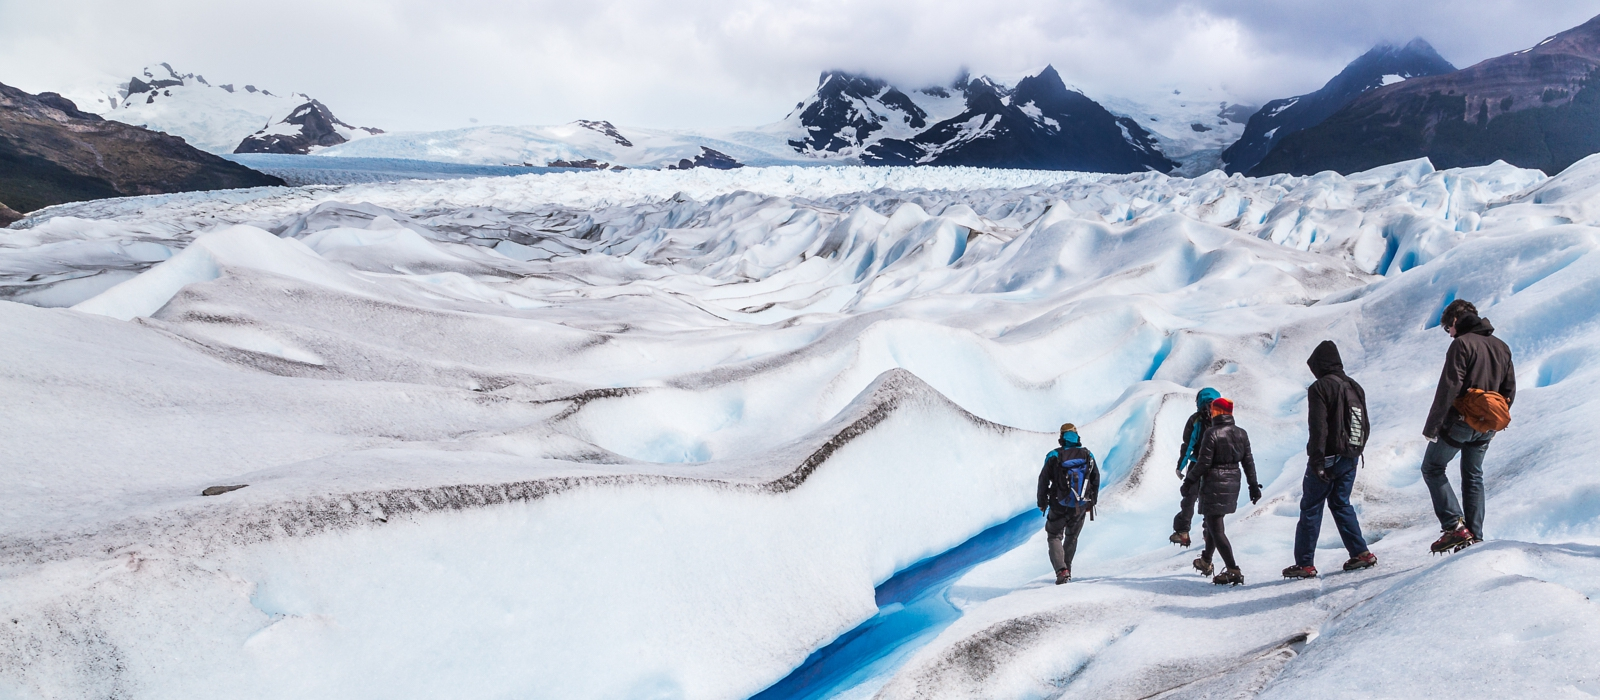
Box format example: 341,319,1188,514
1200,514,1235,569
1293,455,1369,567
1172,481,1198,534
1421,420,1492,538
1045,505,1088,572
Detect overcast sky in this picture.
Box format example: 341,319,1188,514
2,1,1596,132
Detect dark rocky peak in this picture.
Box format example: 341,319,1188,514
1012,65,1101,119
953,74,1010,113
1223,37,1456,174
814,71,926,122
787,70,929,154
1327,38,1456,94
575,120,633,148
234,99,383,155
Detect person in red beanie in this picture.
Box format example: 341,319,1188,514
1181,397,1262,585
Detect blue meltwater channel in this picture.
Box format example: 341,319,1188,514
749,509,1044,700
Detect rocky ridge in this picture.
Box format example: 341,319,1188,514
0,82,283,214
1253,14,1600,176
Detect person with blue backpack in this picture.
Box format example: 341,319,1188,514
1037,423,1101,585
1169,388,1222,547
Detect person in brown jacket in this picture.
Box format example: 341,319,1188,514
1421,300,1516,553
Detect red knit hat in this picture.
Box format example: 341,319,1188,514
1210,397,1235,415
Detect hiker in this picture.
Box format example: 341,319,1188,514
1036,423,1101,585
1421,300,1516,554
1182,398,1261,585
1170,387,1222,547
1283,341,1376,579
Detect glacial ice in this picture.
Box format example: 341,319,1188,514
2,156,1599,699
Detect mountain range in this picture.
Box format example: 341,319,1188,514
9,13,1600,218
1223,39,1457,175
1254,14,1600,176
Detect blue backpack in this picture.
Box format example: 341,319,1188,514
1053,448,1094,509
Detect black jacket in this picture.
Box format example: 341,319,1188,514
1424,314,1516,439
1307,340,1368,468
1182,414,1260,516
1037,440,1100,511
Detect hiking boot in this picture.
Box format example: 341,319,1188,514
1343,551,1378,571
1169,531,1191,547
1055,568,1071,585
1430,526,1474,554
1193,557,1214,577
1281,564,1318,579
1212,567,1245,586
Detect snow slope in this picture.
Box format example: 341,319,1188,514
2,157,1598,699
1098,86,1255,176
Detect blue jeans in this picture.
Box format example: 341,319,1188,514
1293,455,1369,567
1421,420,1492,538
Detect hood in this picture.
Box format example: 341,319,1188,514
1059,431,1082,448
1456,312,1495,336
1196,387,1221,412
1308,340,1344,378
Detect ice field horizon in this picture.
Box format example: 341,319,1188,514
3,157,1600,698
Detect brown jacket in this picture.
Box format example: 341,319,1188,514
1424,314,1516,439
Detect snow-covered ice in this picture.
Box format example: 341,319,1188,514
2,156,1598,699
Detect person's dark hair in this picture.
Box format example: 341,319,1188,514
1440,299,1478,330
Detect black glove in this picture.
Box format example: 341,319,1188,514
1249,485,1262,504
1038,504,1048,515
1314,467,1330,483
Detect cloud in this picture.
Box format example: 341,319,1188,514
0,0,1593,131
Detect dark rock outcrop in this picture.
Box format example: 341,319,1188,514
546,158,624,170
666,147,743,170
864,66,1176,173
1252,15,1600,176
0,82,283,214
575,120,633,148
234,99,383,155
0,201,22,227
1223,39,1456,174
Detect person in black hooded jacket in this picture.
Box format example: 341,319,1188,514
1283,341,1375,579
1182,397,1260,585
1421,300,1516,553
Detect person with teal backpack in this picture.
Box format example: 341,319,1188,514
1169,388,1221,547
1037,423,1101,585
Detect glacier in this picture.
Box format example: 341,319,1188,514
1,157,1598,699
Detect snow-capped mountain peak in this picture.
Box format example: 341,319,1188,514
783,70,931,157
68,63,381,156
234,98,383,154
